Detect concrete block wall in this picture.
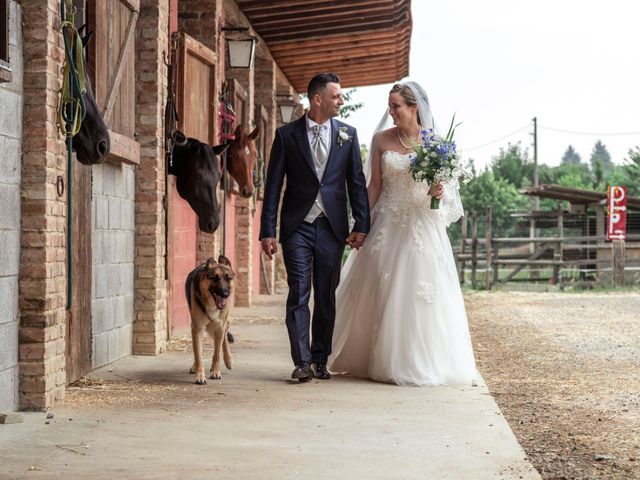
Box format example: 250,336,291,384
0,0,23,412
92,162,135,367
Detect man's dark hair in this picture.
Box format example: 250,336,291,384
307,73,341,98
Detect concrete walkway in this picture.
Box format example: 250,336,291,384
1,295,540,479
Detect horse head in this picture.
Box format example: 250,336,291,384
169,132,227,233
72,31,110,165
226,125,259,198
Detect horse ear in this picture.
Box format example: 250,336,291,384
212,144,229,156
233,125,243,137
249,126,260,140
81,30,94,49
217,255,232,268
173,130,187,146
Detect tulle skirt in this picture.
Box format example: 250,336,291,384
328,207,477,386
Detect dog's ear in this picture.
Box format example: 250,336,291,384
217,255,231,268
206,258,216,270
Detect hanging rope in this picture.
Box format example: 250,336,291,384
58,0,87,137
58,0,87,311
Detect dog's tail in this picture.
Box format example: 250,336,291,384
227,332,235,344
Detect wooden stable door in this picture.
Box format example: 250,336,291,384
65,0,141,384
66,161,93,384
168,32,218,334
88,0,140,164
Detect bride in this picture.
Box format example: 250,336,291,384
328,82,477,386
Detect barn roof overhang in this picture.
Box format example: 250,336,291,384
520,184,640,210
236,0,412,92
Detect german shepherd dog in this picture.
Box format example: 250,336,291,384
185,256,234,384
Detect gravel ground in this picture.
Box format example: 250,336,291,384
467,290,640,480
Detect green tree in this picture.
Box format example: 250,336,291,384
339,89,364,119
490,142,533,188
452,168,530,239
299,88,363,120
605,147,640,197
589,140,612,174
561,145,582,165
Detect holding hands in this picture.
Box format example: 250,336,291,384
346,232,367,250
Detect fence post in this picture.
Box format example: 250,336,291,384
530,214,539,280
485,206,493,290
612,240,625,287
553,203,564,286
459,214,468,285
470,211,478,288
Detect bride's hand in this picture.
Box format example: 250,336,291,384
429,182,444,200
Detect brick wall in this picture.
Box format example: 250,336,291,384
254,55,277,295
177,0,221,53
92,162,135,366
19,0,67,410
0,0,23,412
223,0,256,307
133,0,170,355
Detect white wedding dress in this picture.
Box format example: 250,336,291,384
328,150,477,386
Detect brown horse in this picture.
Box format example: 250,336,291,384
226,125,259,198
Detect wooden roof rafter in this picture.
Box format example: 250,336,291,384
237,0,412,91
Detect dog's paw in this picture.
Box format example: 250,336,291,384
210,370,222,380
189,366,196,374
224,359,232,370
195,372,207,384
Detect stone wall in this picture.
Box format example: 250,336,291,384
92,162,135,367
0,0,23,412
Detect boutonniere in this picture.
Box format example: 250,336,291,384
336,126,352,147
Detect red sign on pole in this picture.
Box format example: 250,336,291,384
606,185,627,241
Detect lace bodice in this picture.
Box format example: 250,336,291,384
373,151,434,223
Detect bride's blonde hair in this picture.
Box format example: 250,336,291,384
390,83,421,125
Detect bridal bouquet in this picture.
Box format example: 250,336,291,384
408,115,471,209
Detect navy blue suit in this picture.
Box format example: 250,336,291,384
260,116,370,366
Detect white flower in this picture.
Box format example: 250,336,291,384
336,126,352,147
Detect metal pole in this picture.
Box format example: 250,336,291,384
221,149,227,257
62,0,73,310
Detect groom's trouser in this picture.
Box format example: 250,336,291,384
281,216,344,366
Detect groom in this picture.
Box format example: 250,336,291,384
260,73,370,382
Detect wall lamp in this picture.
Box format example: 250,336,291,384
222,26,256,69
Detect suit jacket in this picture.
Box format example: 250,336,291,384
259,116,370,243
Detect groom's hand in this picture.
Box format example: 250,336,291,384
346,232,367,250
261,238,278,259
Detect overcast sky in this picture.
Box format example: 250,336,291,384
346,0,640,170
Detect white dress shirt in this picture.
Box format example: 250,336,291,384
304,115,331,223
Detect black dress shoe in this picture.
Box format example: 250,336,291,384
314,363,331,380
291,363,314,382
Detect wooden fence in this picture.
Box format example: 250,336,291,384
456,206,640,289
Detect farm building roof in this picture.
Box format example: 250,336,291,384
520,184,640,210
